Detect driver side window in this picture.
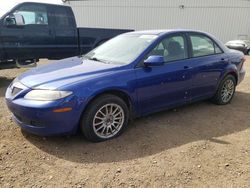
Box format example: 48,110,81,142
13,4,48,25
147,35,188,63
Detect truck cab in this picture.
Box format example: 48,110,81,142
0,2,78,66
0,2,132,68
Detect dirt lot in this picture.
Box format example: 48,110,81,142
0,57,250,188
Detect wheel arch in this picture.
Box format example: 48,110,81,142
81,89,136,121
214,67,238,94
226,71,238,84
220,63,238,84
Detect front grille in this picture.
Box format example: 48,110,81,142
11,87,23,96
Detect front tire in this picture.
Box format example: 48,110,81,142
80,94,129,142
212,75,236,105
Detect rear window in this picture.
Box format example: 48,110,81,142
53,7,72,27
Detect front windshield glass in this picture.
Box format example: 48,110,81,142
85,34,158,65
244,41,250,47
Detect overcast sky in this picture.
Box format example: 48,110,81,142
0,0,63,17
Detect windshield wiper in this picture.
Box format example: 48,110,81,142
88,57,111,64
89,57,102,62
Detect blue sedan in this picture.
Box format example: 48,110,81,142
5,30,246,142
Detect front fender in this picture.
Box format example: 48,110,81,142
65,69,139,117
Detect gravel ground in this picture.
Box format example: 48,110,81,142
0,57,250,188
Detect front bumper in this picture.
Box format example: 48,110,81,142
5,96,83,136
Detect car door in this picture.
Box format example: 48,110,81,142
1,3,53,60
49,5,78,59
187,33,227,101
135,34,192,115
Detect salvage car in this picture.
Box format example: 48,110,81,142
225,40,250,55
5,30,246,142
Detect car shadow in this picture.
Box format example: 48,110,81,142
0,77,13,97
25,91,250,163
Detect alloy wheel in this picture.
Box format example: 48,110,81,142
221,79,235,103
92,103,125,139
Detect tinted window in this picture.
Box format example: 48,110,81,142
190,35,222,57
14,4,48,25
148,35,188,62
54,7,71,27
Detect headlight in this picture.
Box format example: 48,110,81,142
24,90,73,101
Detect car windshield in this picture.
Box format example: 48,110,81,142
84,34,158,65
244,41,250,46
227,40,246,46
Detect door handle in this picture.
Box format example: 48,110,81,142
184,66,192,69
221,58,228,61
49,29,53,36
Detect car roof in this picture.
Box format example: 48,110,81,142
226,40,247,44
16,0,64,6
125,29,210,36
124,29,230,53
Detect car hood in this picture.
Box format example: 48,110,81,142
18,56,121,89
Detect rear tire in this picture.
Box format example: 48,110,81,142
212,75,236,105
80,94,129,142
16,59,37,68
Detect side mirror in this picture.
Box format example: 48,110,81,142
144,55,165,67
5,16,16,26
5,13,24,26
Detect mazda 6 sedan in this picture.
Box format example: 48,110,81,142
5,30,246,142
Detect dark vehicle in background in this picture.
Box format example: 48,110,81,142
225,40,250,55
0,2,132,67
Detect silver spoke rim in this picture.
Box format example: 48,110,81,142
221,79,235,103
93,103,124,139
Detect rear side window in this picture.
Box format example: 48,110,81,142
215,44,223,54
190,34,222,57
14,4,48,25
53,7,72,27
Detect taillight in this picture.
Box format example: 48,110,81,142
240,57,246,70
